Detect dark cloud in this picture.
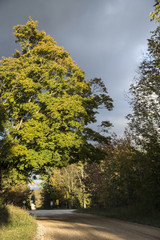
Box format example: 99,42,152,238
0,0,156,136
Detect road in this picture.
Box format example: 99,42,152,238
30,210,160,240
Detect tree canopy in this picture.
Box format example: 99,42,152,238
127,4,160,208
0,18,113,187
127,22,160,161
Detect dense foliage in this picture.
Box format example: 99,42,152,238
40,134,154,209
0,18,113,192
127,1,160,208
1,182,31,208
127,27,160,161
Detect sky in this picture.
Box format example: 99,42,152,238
0,0,156,137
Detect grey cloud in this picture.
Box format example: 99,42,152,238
0,0,156,136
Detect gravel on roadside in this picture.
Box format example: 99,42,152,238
34,222,46,240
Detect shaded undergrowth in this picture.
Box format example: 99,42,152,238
0,205,37,240
77,205,160,228
0,205,10,227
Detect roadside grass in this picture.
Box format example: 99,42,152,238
0,205,37,240
77,205,160,228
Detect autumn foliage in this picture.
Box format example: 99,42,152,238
0,18,113,193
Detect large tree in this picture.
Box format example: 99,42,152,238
127,28,160,161
127,3,160,208
0,18,113,188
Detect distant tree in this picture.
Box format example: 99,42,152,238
42,163,91,209
84,161,107,208
2,182,31,208
31,189,43,209
101,134,154,208
0,18,113,191
41,134,154,209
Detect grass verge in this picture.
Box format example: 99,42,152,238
0,205,37,240
77,205,160,228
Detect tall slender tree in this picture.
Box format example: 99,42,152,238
127,2,160,208
127,23,160,161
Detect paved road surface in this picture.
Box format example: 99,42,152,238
30,210,160,240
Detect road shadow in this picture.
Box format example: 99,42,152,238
37,214,118,240
36,213,160,240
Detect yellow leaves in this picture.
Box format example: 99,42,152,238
20,78,34,92
13,17,38,32
51,62,67,75
150,2,160,22
42,35,56,45
10,144,28,157
53,45,69,58
19,119,49,148
27,16,39,28
64,191,69,199
54,131,83,148
10,97,15,103
0,17,114,174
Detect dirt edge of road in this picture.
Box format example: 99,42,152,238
34,222,46,240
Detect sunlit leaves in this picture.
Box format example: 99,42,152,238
150,0,160,22
0,18,113,182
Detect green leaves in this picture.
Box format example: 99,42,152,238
0,18,113,183
127,12,160,208
127,27,160,159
